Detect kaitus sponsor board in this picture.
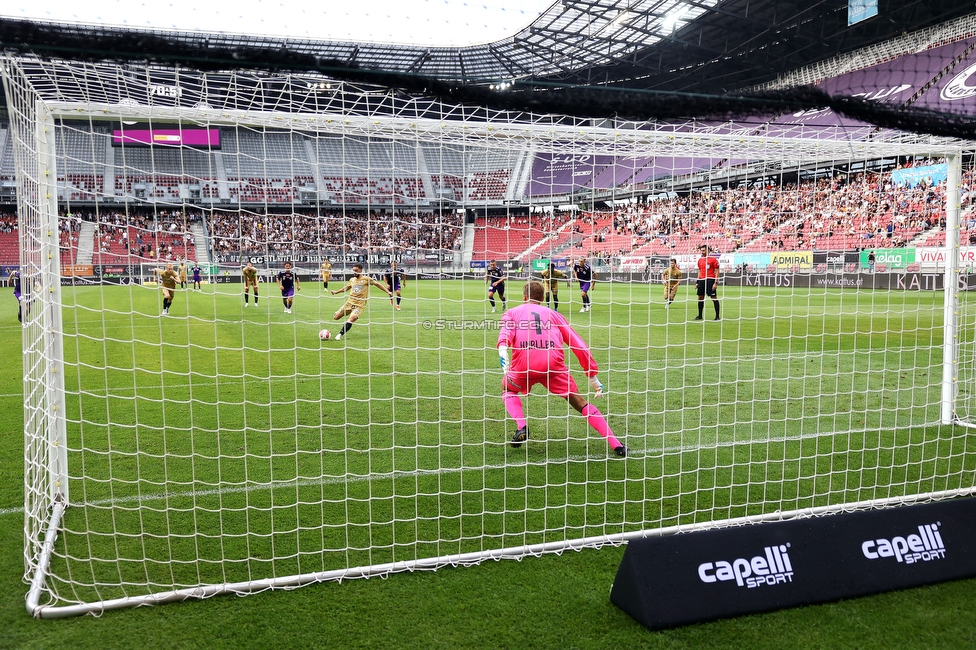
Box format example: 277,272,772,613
611,497,976,630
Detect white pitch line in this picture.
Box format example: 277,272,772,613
0,452,607,518
0,425,901,518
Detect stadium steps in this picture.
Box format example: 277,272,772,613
909,226,941,247
75,221,96,265
507,150,534,201
460,222,474,267
191,223,211,265
303,140,323,194
518,220,577,261
416,146,435,199
212,152,230,200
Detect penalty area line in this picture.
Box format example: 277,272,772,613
0,422,937,519
0,451,615,518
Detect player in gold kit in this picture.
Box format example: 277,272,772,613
540,262,569,311
242,260,259,307
329,263,393,341
662,258,682,307
320,259,333,289
178,261,188,289
154,263,180,315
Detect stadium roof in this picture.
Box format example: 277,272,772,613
3,0,976,94
0,0,554,48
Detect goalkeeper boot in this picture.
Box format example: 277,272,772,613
511,426,529,449
613,445,627,458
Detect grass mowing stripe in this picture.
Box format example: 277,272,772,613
0,418,945,520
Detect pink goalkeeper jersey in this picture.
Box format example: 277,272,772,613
497,302,598,376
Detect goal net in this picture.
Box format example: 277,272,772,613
5,55,976,618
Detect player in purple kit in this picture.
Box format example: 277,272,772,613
277,262,301,313
191,263,203,291
496,280,625,457
384,262,405,311
486,261,507,313
10,269,23,322
572,257,595,312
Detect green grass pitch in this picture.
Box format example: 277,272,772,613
3,278,976,647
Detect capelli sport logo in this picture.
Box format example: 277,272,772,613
698,544,794,588
862,523,946,565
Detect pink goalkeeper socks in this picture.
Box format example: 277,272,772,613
503,392,527,429
582,404,621,449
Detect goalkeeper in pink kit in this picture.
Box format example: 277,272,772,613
497,281,626,457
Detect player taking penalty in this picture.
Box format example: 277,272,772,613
330,263,393,341
497,281,625,457
154,263,180,315
541,262,568,311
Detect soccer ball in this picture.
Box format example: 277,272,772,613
319,329,331,341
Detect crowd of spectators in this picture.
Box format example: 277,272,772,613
208,210,463,256
1,160,973,264
563,165,959,258
92,210,199,260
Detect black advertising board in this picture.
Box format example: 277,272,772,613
611,498,976,630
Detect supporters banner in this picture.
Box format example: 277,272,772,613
860,248,915,269
611,497,976,630
770,252,813,270
891,164,948,188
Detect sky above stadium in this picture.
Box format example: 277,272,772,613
0,0,554,47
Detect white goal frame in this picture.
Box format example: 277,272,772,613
5,55,975,618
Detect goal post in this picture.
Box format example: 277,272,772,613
5,55,976,618
942,153,961,426
3,63,71,615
